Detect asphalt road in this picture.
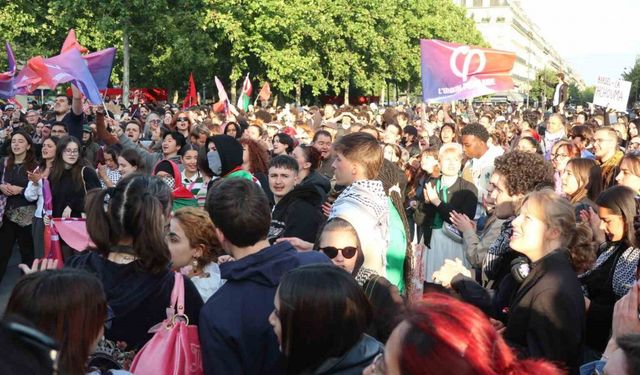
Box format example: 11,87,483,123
0,248,23,315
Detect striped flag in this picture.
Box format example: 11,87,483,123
236,73,252,111
213,76,229,113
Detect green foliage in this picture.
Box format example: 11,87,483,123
622,56,640,107
529,67,557,105
0,0,485,102
569,84,594,105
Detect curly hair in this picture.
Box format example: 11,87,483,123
173,207,223,266
493,151,554,196
460,123,489,142
239,138,270,175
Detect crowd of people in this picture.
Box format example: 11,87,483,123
1,84,640,375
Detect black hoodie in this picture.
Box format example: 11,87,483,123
210,135,243,176
268,183,324,243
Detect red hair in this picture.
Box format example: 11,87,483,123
400,293,563,375
170,111,193,132
239,138,270,175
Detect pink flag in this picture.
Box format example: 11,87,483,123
61,29,89,54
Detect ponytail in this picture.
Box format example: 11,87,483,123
85,174,172,273
123,192,171,273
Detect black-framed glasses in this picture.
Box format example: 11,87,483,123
177,117,189,122
319,246,357,259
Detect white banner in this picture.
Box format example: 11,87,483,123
593,76,632,112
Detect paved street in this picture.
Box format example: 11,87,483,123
0,248,22,315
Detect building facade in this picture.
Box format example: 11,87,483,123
454,0,585,102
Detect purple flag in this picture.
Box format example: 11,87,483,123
14,49,102,104
0,42,16,99
85,47,115,90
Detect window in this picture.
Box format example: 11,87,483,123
473,0,483,7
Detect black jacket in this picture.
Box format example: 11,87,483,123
300,170,331,203
503,249,585,374
416,176,477,245
268,184,324,243
311,334,383,375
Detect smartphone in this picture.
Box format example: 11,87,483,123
608,113,618,124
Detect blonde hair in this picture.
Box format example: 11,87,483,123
522,188,596,273
438,142,463,160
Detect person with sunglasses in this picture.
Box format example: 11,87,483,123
171,111,192,139
317,218,405,343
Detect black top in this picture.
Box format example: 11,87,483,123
50,167,101,217
580,241,625,352
503,249,585,374
58,111,84,141
268,183,324,243
0,160,34,210
66,251,203,351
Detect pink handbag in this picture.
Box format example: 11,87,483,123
129,272,203,375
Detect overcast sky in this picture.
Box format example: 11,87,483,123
519,0,640,86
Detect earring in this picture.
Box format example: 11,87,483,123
192,259,199,269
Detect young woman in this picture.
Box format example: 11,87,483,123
410,148,440,245
420,143,477,282
581,185,640,357
66,174,204,366
117,149,144,177
180,144,207,208
292,144,330,201
97,144,122,188
551,141,580,194
269,264,383,374
239,138,273,203
48,135,101,219
317,218,404,343
171,111,192,139
561,158,602,214
223,122,242,139
167,207,225,302
24,136,59,259
5,269,111,375
383,143,403,169
439,123,456,145
272,132,294,156
515,136,541,154
363,293,563,375
615,154,640,194
0,131,38,284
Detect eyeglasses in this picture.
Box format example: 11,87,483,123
319,246,357,259
177,117,189,122
370,353,387,375
149,119,161,124
64,149,79,155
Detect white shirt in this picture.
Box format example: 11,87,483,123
466,145,504,205
24,179,44,219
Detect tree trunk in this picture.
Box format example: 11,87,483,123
343,81,349,106
406,81,411,104
230,80,237,106
380,82,385,105
273,94,278,108
122,27,130,108
295,81,302,107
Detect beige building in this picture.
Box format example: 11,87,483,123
454,0,585,103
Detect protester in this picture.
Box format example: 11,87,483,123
5,269,117,375
328,132,388,275
292,144,330,201
267,155,324,243
199,178,329,374
168,207,225,302
0,131,38,284
116,148,144,177
363,292,563,375
580,185,640,357
269,264,383,374
593,127,624,189
152,159,198,210
66,174,203,367
615,153,640,194
316,218,404,343
97,144,122,188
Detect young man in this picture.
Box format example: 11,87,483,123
329,132,389,275
460,123,504,216
593,126,624,189
267,155,324,243
312,130,335,180
51,85,84,141
200,178,329,375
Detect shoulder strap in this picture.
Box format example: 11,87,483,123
81,166,87,194
1,158,6,184
170,272,186,316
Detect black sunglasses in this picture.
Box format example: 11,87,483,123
319,246,357,259
177,117,189,122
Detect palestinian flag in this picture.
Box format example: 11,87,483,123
236,73,252,111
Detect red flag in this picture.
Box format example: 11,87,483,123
182,72,198,109
258,82,271,101
61,29,89,54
